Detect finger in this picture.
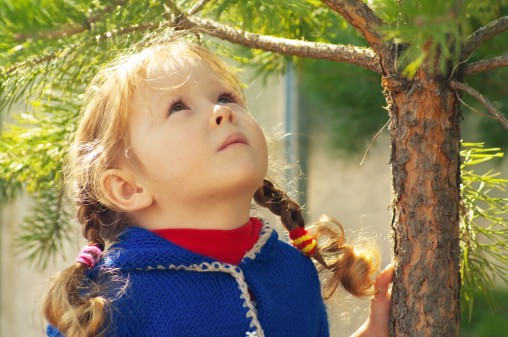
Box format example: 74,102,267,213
374,264,394,301
376,264,394,288
367,265,393,336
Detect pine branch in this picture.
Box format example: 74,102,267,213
4,3,382,76
3,54,53,76
321,0,386,55
460,143,508,316
3,23,154,76
188,0,213,15
464,55,508,76
462,16,508,59
0,21,155,111
170,5,382,73
14,25,87,42
13,0,128,42
16,186,72,269
450,80,508,131
87,0,129,24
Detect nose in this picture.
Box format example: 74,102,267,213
209,104,236,128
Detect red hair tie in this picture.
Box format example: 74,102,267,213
289,227,317,257
76,245,102,268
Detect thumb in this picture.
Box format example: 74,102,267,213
373,264,394,302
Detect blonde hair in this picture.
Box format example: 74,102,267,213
43,38,379,336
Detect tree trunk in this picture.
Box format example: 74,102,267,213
385,69,462,337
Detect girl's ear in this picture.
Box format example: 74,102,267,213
100,169,153,212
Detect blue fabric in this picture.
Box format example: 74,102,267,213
47,223,329,337
46,325,63,337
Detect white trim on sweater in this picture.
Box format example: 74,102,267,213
136,225,275,337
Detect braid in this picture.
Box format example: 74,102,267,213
253,178,304,231
43,190,124,337
78,202,106,250
254,178,379,299
77,187,127,247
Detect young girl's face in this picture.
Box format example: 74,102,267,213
124,58,268,207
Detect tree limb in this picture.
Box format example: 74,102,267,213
4,2,382,75
321,0,386,55
164,9,381,73
3,54,55,75
450,80,508,131
464,55,508,76
14,0,128,42
14,25,87,41
3,23,155,75
188,0,213,15
462,16,508,59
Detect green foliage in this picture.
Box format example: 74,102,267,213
460,288,508,336
298,1,508,152
460,32,508,151
371,0,508,78
0,0,169,112
203,0,339,40
15,186,72,269
210,0,360,79
0,97,77,202
460,142,508,319
0,96,78,267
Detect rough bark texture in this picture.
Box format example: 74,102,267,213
319,1,463,334
322,0,385,54
385,69,462,337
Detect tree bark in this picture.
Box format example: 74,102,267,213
322,0,385,55
464,54,508,76
175,14,382,73
385,68,462,336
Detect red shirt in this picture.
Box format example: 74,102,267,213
152,217,263,265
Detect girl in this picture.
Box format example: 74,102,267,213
43,38,392,337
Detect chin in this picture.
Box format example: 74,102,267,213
231,173,264,190
219,170,265,195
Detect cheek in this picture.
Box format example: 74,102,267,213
131,129,194,177
252,125,269,173
154,133,205,169
260,141,269,175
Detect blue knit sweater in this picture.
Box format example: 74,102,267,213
47,224,329,337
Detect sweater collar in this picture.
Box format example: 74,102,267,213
101,219,277,271
151,217,263,265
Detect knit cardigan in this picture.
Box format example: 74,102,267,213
47,223,329,337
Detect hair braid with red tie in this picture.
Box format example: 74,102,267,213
254,178,379,298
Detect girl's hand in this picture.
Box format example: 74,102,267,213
352,264,394,337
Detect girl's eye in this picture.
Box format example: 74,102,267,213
168,98,188,115
217,92,236,105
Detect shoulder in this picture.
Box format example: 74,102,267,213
244,224,320,284
274,237,320,280
246,221,314,263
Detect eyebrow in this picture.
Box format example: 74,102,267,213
143,80,188,110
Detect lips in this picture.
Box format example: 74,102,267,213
219,132,248,151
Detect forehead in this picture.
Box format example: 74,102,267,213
143,57,222,90
122,45,243,99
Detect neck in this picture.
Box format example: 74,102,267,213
133,193,253,231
